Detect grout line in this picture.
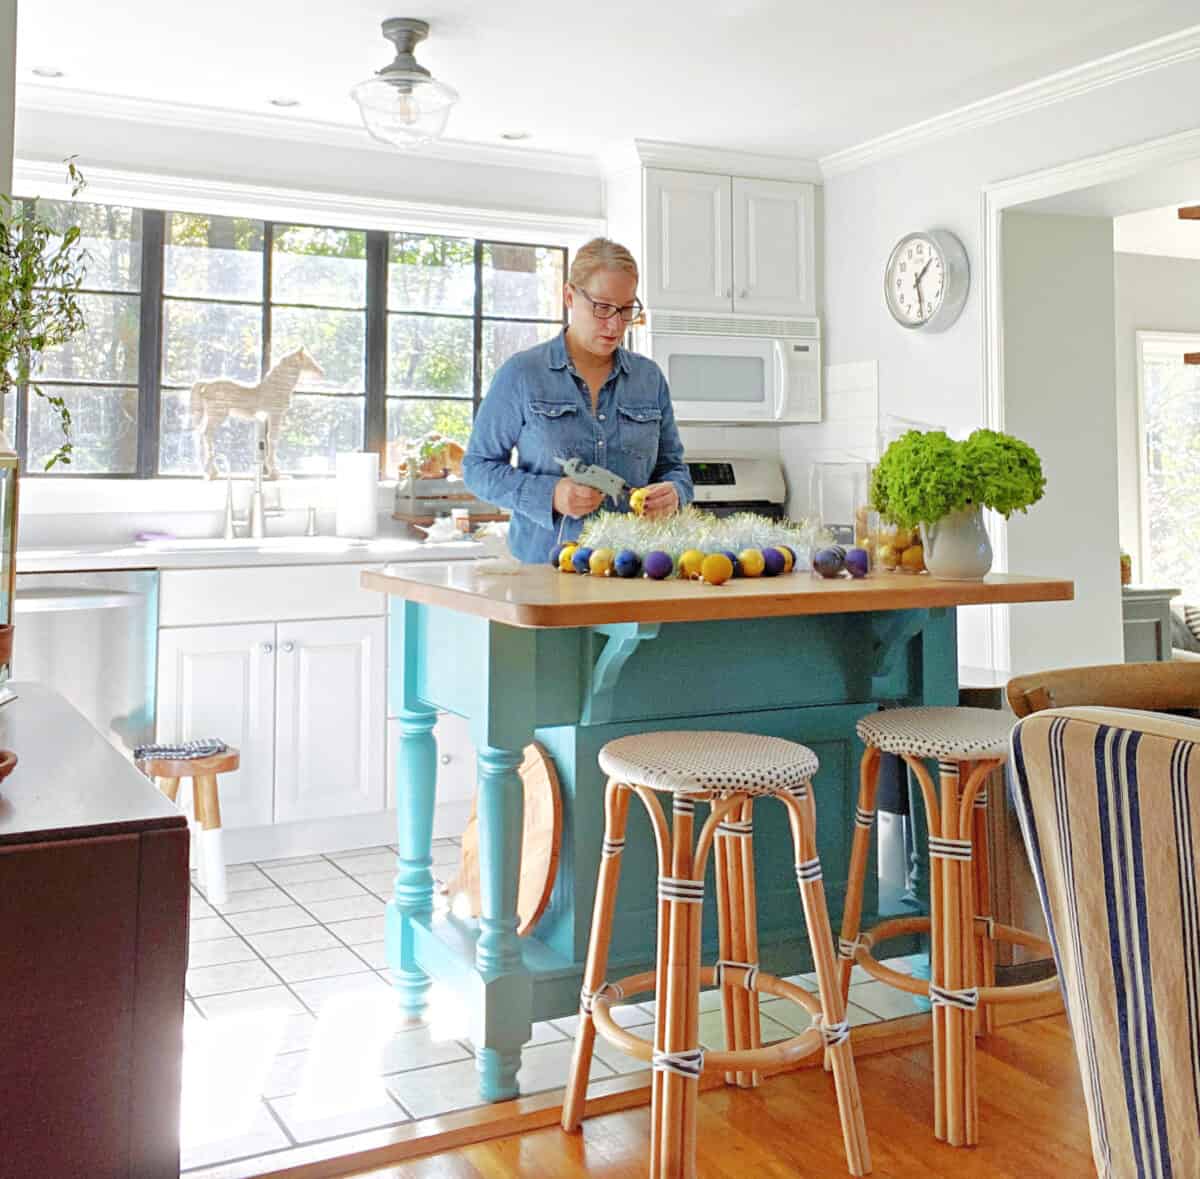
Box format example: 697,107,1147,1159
259,1096,300,1148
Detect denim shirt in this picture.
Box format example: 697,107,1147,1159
463,333,694,564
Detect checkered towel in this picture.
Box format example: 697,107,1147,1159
133,738,228,761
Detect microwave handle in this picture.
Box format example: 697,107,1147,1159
772,341,787,420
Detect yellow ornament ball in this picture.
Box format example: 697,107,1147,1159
629,487,649,516
558,543,579,572
738,548,766,578
777,546,795,572
900,543,926,573
678,549,706,579
877,544,900,571
589,547,615,576
700,553,734,585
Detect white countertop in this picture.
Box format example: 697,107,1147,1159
16,535,486,574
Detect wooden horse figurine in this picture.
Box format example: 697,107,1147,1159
191,346,324,479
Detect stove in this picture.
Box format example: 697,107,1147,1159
685,454,787,520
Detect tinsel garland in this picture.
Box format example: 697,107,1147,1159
578,506,825,570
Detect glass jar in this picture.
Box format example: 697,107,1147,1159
808,460,874,578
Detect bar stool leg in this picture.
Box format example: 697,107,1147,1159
837,746,880,1006
737,798,762,1087
718,798,759,1088
562,780,631,1132
156,776,181,803
194,773,227,906
715,810,738,1085
785,787,871,1177
972,771,997,1038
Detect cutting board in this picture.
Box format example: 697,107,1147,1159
448,742,562,936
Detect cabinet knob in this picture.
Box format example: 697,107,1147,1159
281,641,295,653
261,642,274,654
440,753,452,766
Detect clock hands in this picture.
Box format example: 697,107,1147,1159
914,258,933,321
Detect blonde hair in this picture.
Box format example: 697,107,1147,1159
568,237,639,288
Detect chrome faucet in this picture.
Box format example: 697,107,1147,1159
222,414,284,539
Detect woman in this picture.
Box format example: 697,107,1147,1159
463,238,693,564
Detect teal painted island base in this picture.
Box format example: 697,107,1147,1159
364,563,1073,1103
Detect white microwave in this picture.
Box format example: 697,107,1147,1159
635,310,822,424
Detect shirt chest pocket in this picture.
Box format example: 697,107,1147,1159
617,404,662,480
528,399,583,457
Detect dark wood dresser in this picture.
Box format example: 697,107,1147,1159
0,683,189,1178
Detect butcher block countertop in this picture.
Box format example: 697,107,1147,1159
362,562,1075,629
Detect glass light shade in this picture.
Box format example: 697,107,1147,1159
351,72,459,147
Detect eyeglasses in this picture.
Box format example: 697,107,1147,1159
571,285,644,324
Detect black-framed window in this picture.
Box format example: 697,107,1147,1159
14,195,568,477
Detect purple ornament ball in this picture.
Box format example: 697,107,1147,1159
643,551,674,580
721,549,741,576
614,549,641,578
845,547,870,578
548,543,566,568
812,547,846,578
571,546,594,574
761,547,786,577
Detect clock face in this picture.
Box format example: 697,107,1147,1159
884,229,969,332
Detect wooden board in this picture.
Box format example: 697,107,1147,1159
448,742,562,936
362,563,1075,629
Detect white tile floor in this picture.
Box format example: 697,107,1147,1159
181,839,924,1174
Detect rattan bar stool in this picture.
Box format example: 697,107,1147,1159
561,730,871,1178
836,707,1057,1147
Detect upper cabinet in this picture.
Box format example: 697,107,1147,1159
631,166,817,317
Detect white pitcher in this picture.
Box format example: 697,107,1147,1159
920,504,993,580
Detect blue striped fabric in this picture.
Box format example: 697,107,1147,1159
1010,706,1200,1179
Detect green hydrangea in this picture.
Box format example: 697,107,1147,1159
870,428,1045,529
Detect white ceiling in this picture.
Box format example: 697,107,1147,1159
15,2,1200,162
1114,205,1200,259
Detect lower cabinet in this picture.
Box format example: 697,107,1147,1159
157,615,386,826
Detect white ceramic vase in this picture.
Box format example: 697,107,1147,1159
919,504,993,580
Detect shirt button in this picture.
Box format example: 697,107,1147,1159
598,414,606,421
598,439,605,446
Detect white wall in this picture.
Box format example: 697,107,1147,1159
1113,251,1200,573
1001,211,1122,673
823,53,1200,671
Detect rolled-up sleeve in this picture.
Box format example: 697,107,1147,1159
649,372,694,507
463,362,560,532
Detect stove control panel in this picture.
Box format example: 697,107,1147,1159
686,461,736,487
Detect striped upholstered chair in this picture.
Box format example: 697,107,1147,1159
1009,706,1200,1179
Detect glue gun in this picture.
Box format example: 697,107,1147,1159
555,456,629,506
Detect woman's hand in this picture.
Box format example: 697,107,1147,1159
638,482,680,520
553,477,605,519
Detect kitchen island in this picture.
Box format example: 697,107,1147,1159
362,562,1073,1103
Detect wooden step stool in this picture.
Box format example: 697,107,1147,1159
136,749,240,905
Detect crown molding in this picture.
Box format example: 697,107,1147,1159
16,83,602,179
13,157,606,245
820,23,1200,178
600,137,822,183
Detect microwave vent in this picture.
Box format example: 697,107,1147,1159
647,312,819,339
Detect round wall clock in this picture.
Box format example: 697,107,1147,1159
883,229,970,332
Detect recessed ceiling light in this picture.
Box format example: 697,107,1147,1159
269,96,301,108
500,131,531,141
32,67,64,79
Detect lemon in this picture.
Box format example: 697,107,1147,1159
700,553,734,585
558,543,579,572
589,547,615,576
678,549,706,579
900,543,926,573
878,544,900,570
629,486,649,516
738,548,766,578
892,528,914,550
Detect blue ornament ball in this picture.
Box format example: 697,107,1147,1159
571,546,594,574
643,550,674,580
844,547,870,578
813,547,846,578
614,549,641,578
721,549,741,576
761,547,786,577
548,543,566,568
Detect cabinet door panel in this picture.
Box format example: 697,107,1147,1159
732,177,815,316
275,617,386,822
156,622,276,828
645,169,731,312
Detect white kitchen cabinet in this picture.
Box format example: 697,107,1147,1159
275,617,386,823
156,622,277,829
620,165,816,317
731,177,815,316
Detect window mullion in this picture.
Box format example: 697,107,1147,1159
262,222,274,378
137,209,165,477
365,230,388,458
473,240,483,413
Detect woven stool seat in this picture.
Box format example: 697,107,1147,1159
856,706,1012,761
598,730,819,798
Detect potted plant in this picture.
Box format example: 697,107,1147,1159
870,428,1046,579
0,159,91,469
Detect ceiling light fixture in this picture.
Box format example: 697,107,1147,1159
269,97,301,108
32,67,64,79
500,131,531,141
350,18,458,148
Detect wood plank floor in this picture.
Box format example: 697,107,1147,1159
350,1017,1093,1179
